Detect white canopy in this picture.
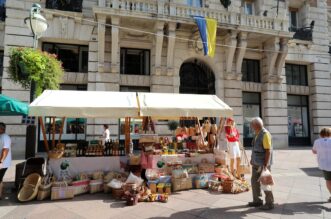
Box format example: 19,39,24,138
29,90,139,118
138,92,233,118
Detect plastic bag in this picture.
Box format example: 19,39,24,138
108,179,123,189
259,169,274,191
125,172,144,186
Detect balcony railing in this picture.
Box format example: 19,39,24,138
46,0,83,13
100,0,287,32
290,21,314,41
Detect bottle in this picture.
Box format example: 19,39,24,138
129,140,134,155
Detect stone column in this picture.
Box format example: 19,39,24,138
97,14,106,73
154,21,164,76
167,22,176,76
111,16,120,74
262,37,288,148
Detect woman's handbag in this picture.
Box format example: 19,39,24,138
211,124,218,134
237,149,251,175
188,127,196,136
203,120,211,133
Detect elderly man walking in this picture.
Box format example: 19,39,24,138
248,117,274,210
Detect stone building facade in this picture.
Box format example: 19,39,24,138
0,0,330,157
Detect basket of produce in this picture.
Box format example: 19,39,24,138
222,179,234,193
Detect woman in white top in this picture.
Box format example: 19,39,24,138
0,122,11,199
102,124,110,145
312,127,331,202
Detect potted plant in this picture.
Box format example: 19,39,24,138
8,47,64,98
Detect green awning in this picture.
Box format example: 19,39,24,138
0,95,29,116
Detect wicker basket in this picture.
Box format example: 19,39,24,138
90,179,103,194
222,179,234,194
72,180,90,195
171,177,192,192
17,173,42,202
104,183,112,194
37,183,52,201
112,188,124,199
48,150,64,159
51,184,74,200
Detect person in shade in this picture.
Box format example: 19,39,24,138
248,117,274,210
224,118,241,177
101,124,110,146
0,123,12,199
312,127,331,202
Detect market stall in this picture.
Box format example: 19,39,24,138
24,90,250,203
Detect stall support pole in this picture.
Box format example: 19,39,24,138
39,117,49,152
58,117,66,144
52,117,56,149
124,117,131,154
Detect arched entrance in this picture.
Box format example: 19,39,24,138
179,59,216,126
179,59,215,95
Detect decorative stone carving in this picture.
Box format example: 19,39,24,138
166,22,176,76
154,21,165,76
235,32,247,79
224,30,238,78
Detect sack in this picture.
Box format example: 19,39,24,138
108,179,123,189
211,124,218,134
171,177,192,192
237,149,251,175
51,182,74,200
197,136,208,150
198,158,215,173
216,130,228,151
194,172,209,189
203,120,211,133
259,169,274,192
125,172,144,186
172,168,188,179
72,179,90,195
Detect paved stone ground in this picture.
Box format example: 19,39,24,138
0,149,330,219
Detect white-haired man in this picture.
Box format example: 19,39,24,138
0,122,11,199
248,117,274,210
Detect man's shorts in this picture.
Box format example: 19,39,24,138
0,168,8,183
323,170,331,181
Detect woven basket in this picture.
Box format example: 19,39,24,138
18,173,42,202
90,179,103,194
112,188,124,199
72,180,90,195
222,179,234,194
51,184,74,200
37,183,52,201
48,150,64,159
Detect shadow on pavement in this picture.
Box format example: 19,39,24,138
149,201,331,219
300,167,323,177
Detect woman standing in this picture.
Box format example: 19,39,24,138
101,124,110,145
225,118,241,177
312,128,331,202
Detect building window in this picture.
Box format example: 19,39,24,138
42,43,88,73
285,64,308,86
0,0,5,21
288,95,310,146
187,0,203,7
244,1,254,15
120,86,150,92
289,8,299,32
120,48,150,75
242,59,260,83
243,92,261,146
0,51,3,77
46,0,83,12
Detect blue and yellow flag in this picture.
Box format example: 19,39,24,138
194,16,217,57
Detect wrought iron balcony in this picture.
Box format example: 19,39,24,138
94,0,288,33
290,21,314,41
46,0,83,13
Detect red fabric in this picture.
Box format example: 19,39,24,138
225,127,240,142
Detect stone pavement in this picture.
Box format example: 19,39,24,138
0,149,330,219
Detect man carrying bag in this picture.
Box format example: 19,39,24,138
248,117,274,210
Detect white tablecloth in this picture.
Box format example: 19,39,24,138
49,157,127,179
